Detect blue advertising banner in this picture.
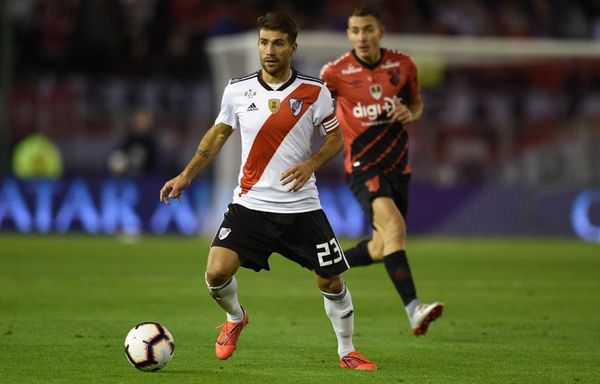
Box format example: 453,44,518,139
0,177,369,236
0,177,598,242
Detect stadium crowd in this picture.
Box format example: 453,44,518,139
4,0,600,183
9,0,600,80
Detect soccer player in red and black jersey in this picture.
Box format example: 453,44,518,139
321,6,443,335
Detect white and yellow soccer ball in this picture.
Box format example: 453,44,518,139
124,322,175,371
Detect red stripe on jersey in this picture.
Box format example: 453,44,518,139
350,124,393,164
383,142,409,174
239,83,321,195
360,131,403,172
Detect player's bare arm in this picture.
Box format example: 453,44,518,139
280,129,343,192
160,123,234,204
408,93,424,122
387,94,424,125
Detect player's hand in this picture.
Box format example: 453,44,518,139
280,161,315,192
159,174,191,204
387,96,413,124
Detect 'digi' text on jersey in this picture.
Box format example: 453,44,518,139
352,97,396,120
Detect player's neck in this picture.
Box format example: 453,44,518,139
355,49,382,66
261,68,292,84
358,51,381,65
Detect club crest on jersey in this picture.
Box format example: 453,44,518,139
369,84,383,100
289,98,303,116
268,98,281,113
218,227,231,240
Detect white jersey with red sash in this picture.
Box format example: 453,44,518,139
214,69,339,213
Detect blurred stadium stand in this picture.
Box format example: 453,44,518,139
1,0,600,240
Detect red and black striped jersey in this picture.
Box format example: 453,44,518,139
321,48,420,178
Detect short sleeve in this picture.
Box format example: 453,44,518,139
214,80,239,130
313,85,339,136
320,63,337,95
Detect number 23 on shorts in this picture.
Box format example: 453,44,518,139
316,238,343,267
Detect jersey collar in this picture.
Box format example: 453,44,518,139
351,48,384,70
258,68,297,91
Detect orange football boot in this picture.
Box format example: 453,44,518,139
340,351,378,370
215,308,249,360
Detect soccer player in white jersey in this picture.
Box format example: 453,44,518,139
159,12,377,370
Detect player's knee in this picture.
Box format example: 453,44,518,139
368,238,384,260
205,269,232,287
381,216,406,241
316,274,344,294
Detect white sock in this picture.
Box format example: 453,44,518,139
322,284,355,358
405,298,421,321
205,273,244,323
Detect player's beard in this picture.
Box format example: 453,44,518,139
260,57,289,80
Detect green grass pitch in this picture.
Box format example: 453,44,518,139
1,235,599,383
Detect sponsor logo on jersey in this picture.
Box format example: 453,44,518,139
244,89,257,98
352,97,395,120
342,64,362,75
268,98,281,113
369,84,382,100
247,102,258,111
289,98,303,116
381,59,400,69
218,227,231,240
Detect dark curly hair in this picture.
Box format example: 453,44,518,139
257,12,299,44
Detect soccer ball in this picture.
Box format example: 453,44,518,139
124,322,175,371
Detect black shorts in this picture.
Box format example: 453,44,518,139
347,172,411,227
211,203,349,278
